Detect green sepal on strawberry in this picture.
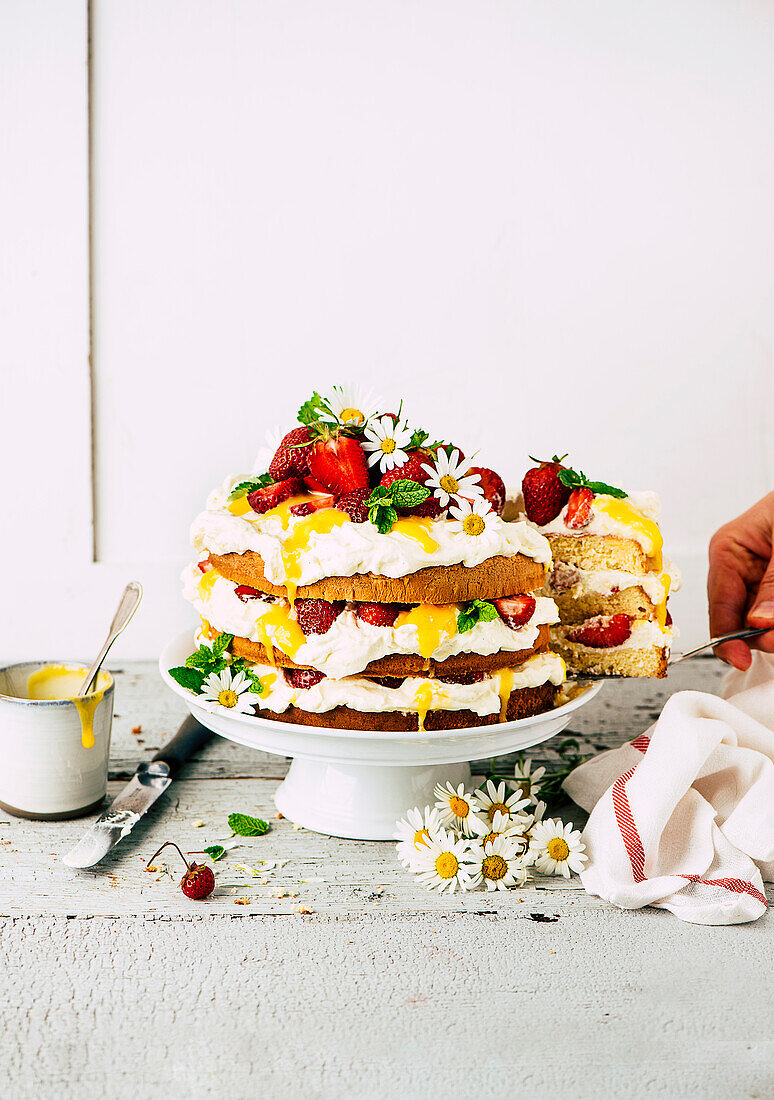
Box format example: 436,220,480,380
522,455,626,526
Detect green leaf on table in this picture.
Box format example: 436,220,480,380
228,812,271,837
204,845,226,862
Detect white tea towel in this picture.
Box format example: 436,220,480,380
563,652,774,924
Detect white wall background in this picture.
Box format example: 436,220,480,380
4,0,774,659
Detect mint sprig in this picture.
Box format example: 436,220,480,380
169,633,251,696
365,479,430,534
557,467,627,499
457,599,498,634
168,665,207,693
229,473,273,502
228,812,271,837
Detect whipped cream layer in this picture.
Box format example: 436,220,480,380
546,560,681,605
528,491,663,556
191,475,552,588
191,643,566,718
551,619,673,653
183,563,559,678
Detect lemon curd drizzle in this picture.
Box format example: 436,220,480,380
254,604,307,663
391,517,440,553
276,509,351,604
26,666,110,748
593,496,664,571
497,668,514,722
657,573,672,628
395,605,458,659
414,681,435,733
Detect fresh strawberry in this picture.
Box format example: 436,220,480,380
521,457,571,526
369,676,406,688
307,431,369,495
379,451,430,490
234,584,261,602
436,670,486,684
566,613,633,648
294,598,344,636
285,668,326,689
404,494,443,519
197,560,210,574
289,493,335,517
564,487,594,529
269,426,313,480
146,842,215,901
665,610,673,627
468,466,506,516
494,595,537,630
335,488,370,523
355,602,401,627
247,477,303,514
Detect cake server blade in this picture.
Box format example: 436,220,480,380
576,627,769,680
63,714,212,869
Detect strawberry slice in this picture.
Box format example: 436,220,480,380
565,487,594,529
234,585,261,602
566,613,633,648
285,668,326,689
294,598,344,636
247,477,303,515
494,595,537,631
355,602,401,627
307,432,369,495
522,458,571,526
468,467,506,516
289,493,335,517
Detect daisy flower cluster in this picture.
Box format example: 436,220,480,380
395,760,587,894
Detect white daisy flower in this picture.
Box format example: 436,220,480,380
470,779,531,827
527,818,587,879
394,806,443,868
325,383,383,428
434,781,478,836
447,496,496,539
198,667,255,714
363,415,413,472
527,800,548,830
412,828,475,893
421,448,484,508
468,808,530,855
252,424,289,474
463,834,529,891
511,758,547,805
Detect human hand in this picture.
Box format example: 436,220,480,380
708,490,774,670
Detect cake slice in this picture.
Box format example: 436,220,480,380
514,457,679,678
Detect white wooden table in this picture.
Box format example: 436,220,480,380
2,660,772,1099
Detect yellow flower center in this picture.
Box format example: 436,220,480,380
449,795,469,819
482,854,508,881
413,828,430,849
435,852,459,879
547,837,570,861
483,831,500,846
439,474,460,495
462,514,485,536
488,802,509,822
217,689,238,708
340,407,365,425
380,438,397,454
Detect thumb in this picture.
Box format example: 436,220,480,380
749,546,774,624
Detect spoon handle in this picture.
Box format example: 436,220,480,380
79,582,143,696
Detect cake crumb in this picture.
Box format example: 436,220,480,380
131,725,142,735
295,906,313,914
234,896,252,905
191,820,206,828
275,812,284,819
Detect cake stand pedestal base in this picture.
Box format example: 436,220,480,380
274,758,471,840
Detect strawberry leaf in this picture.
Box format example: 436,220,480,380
228,812,271,837
407,427,429,450
558,467,626,498
297,391,334,426
229,474,273,501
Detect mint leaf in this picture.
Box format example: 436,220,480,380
185,645,219,670
558,467,626,499
456,599,497,634
228,812,271,837
204,845,226,862
369,502,398,534
213,632,233,658
387,479,430,508
229,474,273,501
168,665,205,693
243,669,265,695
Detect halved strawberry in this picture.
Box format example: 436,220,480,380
307,431,369,495
234,584,261,602
285,668,326,689
565,487,594,529
269,426,313,480
379,451,430,490
566,613,633,648
468,466,505,516
494,595,537,630
197,560,210,574
521,457,571,526
289,493,335,517
294,598,344,636
247,477,303,515
335,488,370,523
436,670,486,685
355,602,401,627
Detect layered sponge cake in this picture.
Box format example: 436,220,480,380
172,386,566,730
514,457,679,678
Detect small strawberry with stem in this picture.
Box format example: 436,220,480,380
146,841,216,900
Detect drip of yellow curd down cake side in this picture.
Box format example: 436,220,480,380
656,573,671,628
391,517,440,554
26,665,110,748
197,568,219,600
593,496,664,571
497,668,514,723
395,605,458,659
254,605,307,664
414,681,435,733
227,495,253,517
277,508,350,603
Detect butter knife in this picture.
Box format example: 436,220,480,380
63,714,212,869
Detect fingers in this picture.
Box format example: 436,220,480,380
746,540,774,657
708,550,752,669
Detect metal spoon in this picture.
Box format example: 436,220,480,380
577,627,770,680
78,582,143,696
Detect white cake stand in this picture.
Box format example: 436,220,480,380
159,630,603,840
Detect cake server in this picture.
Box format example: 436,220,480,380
577,627,769,680
62,714,212,869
